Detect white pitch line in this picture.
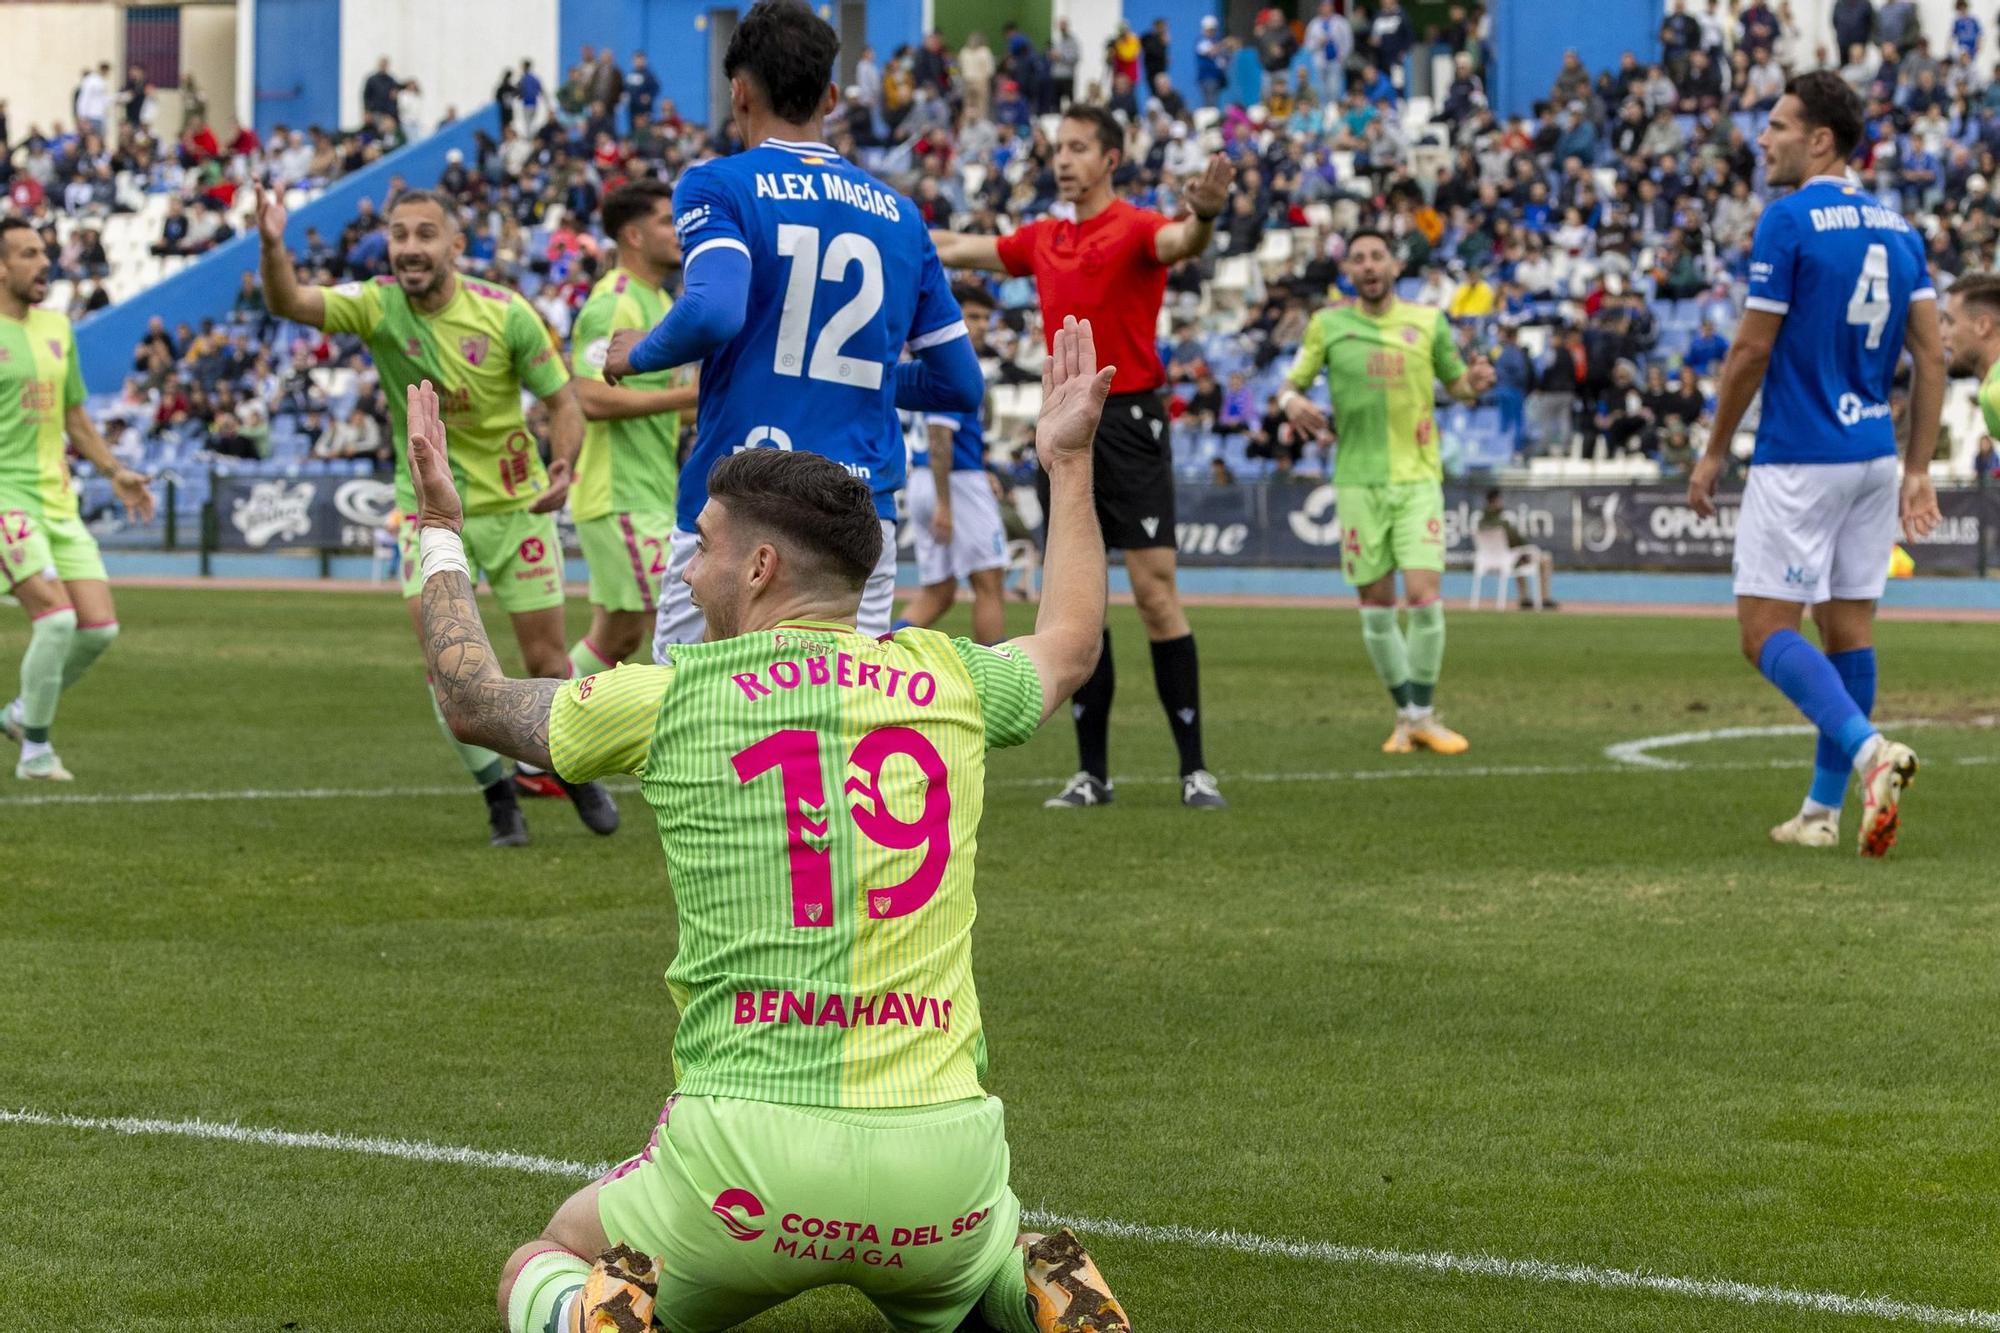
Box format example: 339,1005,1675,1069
5,1108,1996,1330
1605,717,1998,769
1,755,1994,809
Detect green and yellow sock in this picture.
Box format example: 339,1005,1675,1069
1359,606,1414,707
1406,599,1446,709
505,1249,590,1333
569,636,617,679
20,606,76,747
978,1248,1037,1333
62,619,119,689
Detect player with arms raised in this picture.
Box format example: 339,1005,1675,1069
603,0,983,650
567,178,698,674
404,317,1130,1333
1280,228,1495,755
0,216,154,780
256,184,619,846
1688,71,1943,857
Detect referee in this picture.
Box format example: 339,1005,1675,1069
934,104,1233,809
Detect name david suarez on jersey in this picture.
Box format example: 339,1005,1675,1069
753,171,903,222
1805,202,1913,234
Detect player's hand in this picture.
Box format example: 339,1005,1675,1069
932,504,954,545
1464,357,1497,397
405,380,464,533
530,458,572,514
1182,153,1235,221
111,468,156,525
1686,452,1725,519
1282,392,1329,439
1901,469,1942,540
1035,315,1115,471
252,180,287,249
603,328,644,386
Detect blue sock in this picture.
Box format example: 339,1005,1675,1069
1807,647,1877,809
1760,630,1877,770
891,618,914,631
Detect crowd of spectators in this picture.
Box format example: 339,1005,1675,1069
57,0,2000,490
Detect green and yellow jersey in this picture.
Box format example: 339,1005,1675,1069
320,276,568,516
548,621,1044,1109
570,268,681,523
1285,299,1466,486
1979,357,2000,438
0,308,87,520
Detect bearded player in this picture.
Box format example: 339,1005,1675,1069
257,185,618,846
408,317,1130,1333
0,216,155,780
1281,229,1495,755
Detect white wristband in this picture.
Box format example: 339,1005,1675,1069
418,526,470,585
1278,388,1300,410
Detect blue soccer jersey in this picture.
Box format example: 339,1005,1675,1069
1744,174,1934,466
935,410,987,472
671,138,967,528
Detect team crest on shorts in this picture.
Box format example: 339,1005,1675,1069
712,1188,767,1242
519,536,546,564
460,334,489,366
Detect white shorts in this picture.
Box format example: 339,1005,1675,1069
1733,456,1900,605
907,470,1009,586
652,519,899,656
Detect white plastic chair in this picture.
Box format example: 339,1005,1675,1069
1469,524,1542,610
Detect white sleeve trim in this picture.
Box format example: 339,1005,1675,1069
907,319,969,352
1911,287,1937,302
1744,296,1789,314
683,237,750,268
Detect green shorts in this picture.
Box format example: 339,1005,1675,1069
1336,482,1446,587
397,509,563,613
575,511,672,614
597,1094,1022,1333
0,506,106,588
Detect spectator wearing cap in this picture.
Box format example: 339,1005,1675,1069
1196,17,1228,107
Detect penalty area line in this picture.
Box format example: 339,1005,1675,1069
3,1108,1997,1330
0,756,1993,808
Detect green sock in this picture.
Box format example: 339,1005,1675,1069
426,679,506,786
505,1249,590,1333
569,636,617,678
1407,600,1446,707
977,1247,1037,1333
1359,606,1414,706
62,620,119,689
20,608,76,739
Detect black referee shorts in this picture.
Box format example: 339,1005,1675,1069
1036,389,1176,552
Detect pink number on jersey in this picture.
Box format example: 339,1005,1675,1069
846,727,952,918
732,729,836,928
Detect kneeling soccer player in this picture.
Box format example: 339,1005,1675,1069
407,317,1132,1332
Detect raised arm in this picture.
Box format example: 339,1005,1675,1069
1009,316,1114,720
405,379,560,767
929,230,1009,273
254,181,324,327
1154,155,1233,265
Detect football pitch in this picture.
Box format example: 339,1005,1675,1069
4,587,1998,1331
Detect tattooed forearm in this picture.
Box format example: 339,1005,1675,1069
418,569,560,770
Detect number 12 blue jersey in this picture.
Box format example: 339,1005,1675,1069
1745,174,1933,466
670,138,967,529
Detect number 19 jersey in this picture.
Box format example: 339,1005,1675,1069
547,621,1044,1109
669,140,967,528
1745,175,1933,466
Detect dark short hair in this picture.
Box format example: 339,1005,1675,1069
1785,70,1863,159
602,178,675,243
707,449,881,591
0,215,35,253
725,0,839,124
950,280,994,312
1951,271,2000,317
1059,104,1125,161
389,188,457,227
1346,227,1393,254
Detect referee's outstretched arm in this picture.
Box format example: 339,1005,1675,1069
1011,317,1116,724
930,230,1008,272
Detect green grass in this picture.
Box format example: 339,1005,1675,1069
4,589,1998,1331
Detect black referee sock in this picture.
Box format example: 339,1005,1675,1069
1150,633,1206,776
1072,629,1115,782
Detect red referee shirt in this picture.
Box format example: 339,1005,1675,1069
994,200,1170,396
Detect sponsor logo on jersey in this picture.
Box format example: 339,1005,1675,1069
459,334,489,366
519,536,546,563
675,203,711,236
584,337,610,370
405,337,423,358
1836,392,1892,427
333,281,364,297
712,1188,766,1242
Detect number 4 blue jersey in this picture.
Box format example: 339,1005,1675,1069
671,138,968,529
1745,175,1934,466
